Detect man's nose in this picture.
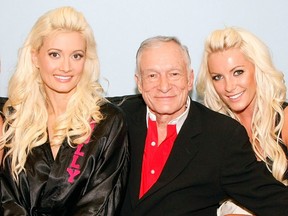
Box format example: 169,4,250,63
158,75,171,93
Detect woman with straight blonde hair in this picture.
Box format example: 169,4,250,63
0,6,129,215
196,27,288,215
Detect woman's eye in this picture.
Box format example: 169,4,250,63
49,52,60,58
234,70,244,76
212,75,222,81
73,53,84,60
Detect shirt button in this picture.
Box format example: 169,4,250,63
151,169,155,174
151,141,156,146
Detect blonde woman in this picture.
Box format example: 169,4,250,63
0,7,129,215
196,27,288,215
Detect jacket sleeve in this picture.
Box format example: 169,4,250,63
1,152,29,215
71,105,129,216
0,97,29,215
221,124,288,216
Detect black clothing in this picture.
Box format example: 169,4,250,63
1,101,129,216
119,94,288,216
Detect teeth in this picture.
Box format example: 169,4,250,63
229,92,243,99
54,76,71,80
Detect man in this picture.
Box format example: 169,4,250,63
119,36,288,215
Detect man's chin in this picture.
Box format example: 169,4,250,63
153,107,178,115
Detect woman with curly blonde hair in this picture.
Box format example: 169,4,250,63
0,6,129,215
196,27,288,215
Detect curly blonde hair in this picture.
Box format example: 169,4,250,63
1,6,105,180
196,27,287,185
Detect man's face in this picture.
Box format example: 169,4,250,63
136,41,194,121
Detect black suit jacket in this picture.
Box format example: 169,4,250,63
118,94,288,216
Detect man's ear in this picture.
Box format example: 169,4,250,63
188,69,194,91
135,74,142,93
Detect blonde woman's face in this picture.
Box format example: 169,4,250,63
208,48,257,116
32,31,86,99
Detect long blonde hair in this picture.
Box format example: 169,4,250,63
196,27,287,185
1,6,105,180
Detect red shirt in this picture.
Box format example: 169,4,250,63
139,118,177,198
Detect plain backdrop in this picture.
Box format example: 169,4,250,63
1,0,288,99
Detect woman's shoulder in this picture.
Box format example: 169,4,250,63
101,99,124,114
107,94,146,113
99,100,127,125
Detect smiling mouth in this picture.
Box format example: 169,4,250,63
228,91,243,99
54,75,72,81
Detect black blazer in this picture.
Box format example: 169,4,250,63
119,94,288,216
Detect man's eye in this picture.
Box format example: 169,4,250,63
171,72,179,76
147,74,159,80
169,72,180,80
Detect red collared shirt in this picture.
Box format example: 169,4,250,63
139,118,177,198
139,99,190,198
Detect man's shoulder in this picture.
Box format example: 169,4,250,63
191,100,241,126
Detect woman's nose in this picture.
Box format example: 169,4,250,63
225,79,236,92
60,58,71,73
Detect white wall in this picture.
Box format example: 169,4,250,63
1,0,288,99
